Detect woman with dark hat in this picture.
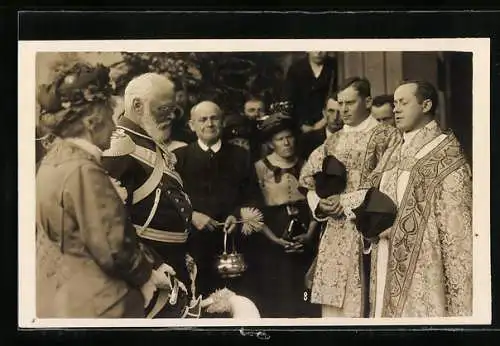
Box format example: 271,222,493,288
245,112,321,318
35,62,178,318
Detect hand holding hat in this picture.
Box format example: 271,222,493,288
340,187,398,239
313,155,347,199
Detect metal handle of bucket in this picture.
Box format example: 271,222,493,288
223,231,237,255
223,231,228,255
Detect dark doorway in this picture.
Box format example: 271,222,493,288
444,52,473,164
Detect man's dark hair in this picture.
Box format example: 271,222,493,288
372,94,394,108
339,77,371,98
323,91,338,108
243,93,265,105
398,79,439,114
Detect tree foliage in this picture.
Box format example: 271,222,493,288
111,52,289,116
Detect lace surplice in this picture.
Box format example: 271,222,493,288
299,122,401,316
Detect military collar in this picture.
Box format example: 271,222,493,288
116,115,155,143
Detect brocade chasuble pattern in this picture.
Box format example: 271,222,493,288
367,121,473,318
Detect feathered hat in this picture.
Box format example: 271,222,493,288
258,112,299,143
37,62,113,135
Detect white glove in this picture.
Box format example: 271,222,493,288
151,263,176,289
157,263,176,276
151,263,188,295
177,280,188,295
140,276,157,308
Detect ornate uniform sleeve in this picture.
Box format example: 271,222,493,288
63,163,154,288
434,163,473,316
101,130,137,181
298,144,328,221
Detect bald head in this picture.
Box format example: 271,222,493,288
190,101,222,120
189,100,223,146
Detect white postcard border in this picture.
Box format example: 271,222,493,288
18,38,491,328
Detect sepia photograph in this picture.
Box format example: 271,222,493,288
19,38,490,328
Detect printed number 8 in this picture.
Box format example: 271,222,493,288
303,291,308,301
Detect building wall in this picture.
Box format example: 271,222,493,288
336,51,473,163
337,51,448,127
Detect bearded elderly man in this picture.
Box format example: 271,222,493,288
173,100,263,299
362,80,473,318
101,73,196,317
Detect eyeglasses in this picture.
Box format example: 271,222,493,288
158,104,184,119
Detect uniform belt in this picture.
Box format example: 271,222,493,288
134,225,188,244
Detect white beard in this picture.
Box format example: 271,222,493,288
140,109,171,145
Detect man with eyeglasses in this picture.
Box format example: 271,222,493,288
101,73,194,317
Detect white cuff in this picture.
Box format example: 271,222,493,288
307,191,329,222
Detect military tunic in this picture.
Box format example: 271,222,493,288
101,116,193,287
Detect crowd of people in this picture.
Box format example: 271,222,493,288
35,51,473,320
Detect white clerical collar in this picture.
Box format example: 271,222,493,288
403,120,437,144
198,139,222,153
342,114,379,132
66,137,103,161
342,114,379,133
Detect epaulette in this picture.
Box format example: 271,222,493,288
102,128,136,157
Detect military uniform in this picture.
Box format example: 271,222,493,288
102,115,193,289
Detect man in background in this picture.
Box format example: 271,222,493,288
371,94,396,127
243,95,266,121
283,52,337,133
174,100,262,299
222,94,268,162
299,95,343,160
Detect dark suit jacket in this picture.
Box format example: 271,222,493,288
299,128,327,160
173,141,262,222
283,56,337,127
173,141,263,296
